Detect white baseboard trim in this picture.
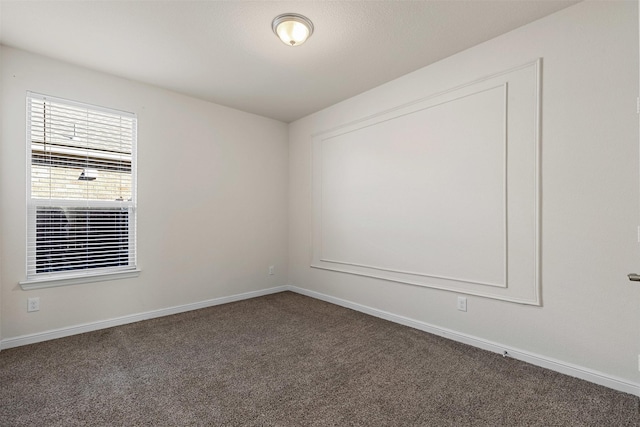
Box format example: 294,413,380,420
287,285,640,397
3,284,638,397
0,285,288,351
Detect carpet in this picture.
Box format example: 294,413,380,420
1,291,638,426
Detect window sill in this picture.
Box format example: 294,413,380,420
19,269,141,290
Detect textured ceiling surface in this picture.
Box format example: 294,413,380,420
0,1,579,122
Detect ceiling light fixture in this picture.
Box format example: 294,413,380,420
271,13,314,46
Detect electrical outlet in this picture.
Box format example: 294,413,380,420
457,296,467,312
269,265,274,275
27,297,40,312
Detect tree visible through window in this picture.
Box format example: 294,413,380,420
26,92,137,281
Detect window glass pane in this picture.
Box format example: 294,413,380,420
35,207,130,274
31,165,132,201
26,92,137,280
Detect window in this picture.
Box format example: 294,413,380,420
24,92,138,287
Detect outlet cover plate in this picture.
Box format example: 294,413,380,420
27,297,40,312
457,296,467,312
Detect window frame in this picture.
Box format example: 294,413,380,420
20,92,140,290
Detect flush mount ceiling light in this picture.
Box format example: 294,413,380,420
272,13,314,46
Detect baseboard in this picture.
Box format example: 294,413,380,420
287,285,640,397
3,283,638,397
0,285,288,350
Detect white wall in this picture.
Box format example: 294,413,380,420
0,46,289,341
289,0,640,387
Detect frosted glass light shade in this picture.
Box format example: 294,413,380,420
272,13,314,46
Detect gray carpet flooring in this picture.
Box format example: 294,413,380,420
0,291,638,426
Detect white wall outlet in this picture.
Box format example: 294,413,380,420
27,297,40,312
457,296,467,312
269,265,274,275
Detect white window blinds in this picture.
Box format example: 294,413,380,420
26,92,137,282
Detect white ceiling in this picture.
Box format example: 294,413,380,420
0,0,580,123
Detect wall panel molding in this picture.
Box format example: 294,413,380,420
311,59,541,305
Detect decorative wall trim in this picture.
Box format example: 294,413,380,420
311,59,542,305
309,264,540,306
311,60,540,139
0,285,288,350
288,286,640,398
314,85,509,288
318,257,507,289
